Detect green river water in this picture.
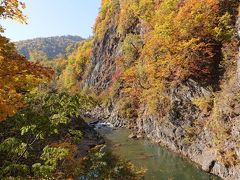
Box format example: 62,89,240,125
97,126,220,180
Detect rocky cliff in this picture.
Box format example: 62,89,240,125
84,1,240,179
84,25,120,93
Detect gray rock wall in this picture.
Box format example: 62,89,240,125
237,15,240,83
89,79,240,180
84,25,121,94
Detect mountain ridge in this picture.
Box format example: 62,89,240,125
15,35,84,60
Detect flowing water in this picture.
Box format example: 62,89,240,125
95,125,220,180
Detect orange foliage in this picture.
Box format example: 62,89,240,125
94,0,119,39
95,0,236,116
0,36,52,121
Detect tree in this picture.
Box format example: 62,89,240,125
0,89,96,178
0,36,52,121
0,0,52,121
101,0,237,116
29,50,49,62
58,40,93,92
0,0,27,32
94,0,120,39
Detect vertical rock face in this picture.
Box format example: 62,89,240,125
84,2,141,94
84,25,121,94
237,14,240,82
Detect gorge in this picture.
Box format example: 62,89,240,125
83,0,240,179
1,0,240,179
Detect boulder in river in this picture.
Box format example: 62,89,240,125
128,133,137,139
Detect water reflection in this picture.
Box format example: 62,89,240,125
99,127,219,180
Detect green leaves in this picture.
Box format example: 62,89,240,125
19,90,96,137
79,145,145,179
41,146,69,166
214,12,234,42
0,87,97,178
16,88,95,140
69,129,83,144
32,146,69,178
0,137,28,158
0,162,29,178
20,124,37,135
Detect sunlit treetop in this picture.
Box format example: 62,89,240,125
0,0,27,23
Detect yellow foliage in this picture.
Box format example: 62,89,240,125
0,0,27,32
105,0,236,117
117,0,139,34
94,0,119,39
0,36,52,121
58,40,93,92
192,96,213,112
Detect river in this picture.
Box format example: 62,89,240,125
95,124,220,180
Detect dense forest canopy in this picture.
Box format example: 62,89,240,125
15,35,84,60
91,0,239,115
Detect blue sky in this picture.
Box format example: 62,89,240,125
2,0,101,41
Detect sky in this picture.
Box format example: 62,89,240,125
2,0,101,41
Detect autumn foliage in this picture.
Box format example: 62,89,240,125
0,36,52,121
0,0,52,121
93,0,238,116
58,39,93,92
94,0,120,39
0,0,27,32
0,0,239,177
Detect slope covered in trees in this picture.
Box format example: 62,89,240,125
15,35,84,60
0,1,143,179
57,39,93,92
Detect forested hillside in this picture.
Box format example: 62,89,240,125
1,0,240,179
15,35,84,60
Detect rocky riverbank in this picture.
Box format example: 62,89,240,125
87,79,240,180
72,117,105,157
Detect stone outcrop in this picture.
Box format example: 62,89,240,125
84,25,121,93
